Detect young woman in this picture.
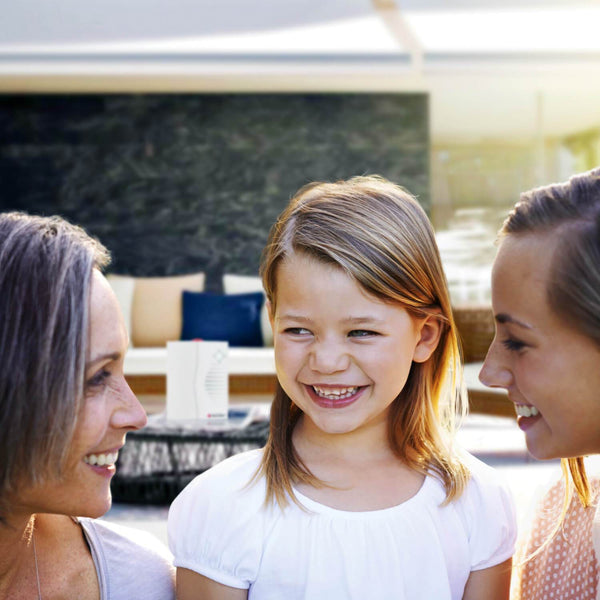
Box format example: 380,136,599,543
169,176,516,599
0,212,175,599
479,167,600,599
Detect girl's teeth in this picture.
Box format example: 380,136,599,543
84,452,118,466
312,386,358,400
515,404,539,418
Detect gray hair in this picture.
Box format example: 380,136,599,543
0,212,110,514
501,167,600,346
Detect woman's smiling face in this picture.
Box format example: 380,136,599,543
14,271,147,519
479,233,600,460
269,252,440,441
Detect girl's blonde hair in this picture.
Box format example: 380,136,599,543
257,175,470,507
501,166,600,507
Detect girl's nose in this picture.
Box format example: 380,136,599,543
308,340,350,374
111,377,148,431
478,341,512,390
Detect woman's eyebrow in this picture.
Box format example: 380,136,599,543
85,352,121,369
495,313,533,329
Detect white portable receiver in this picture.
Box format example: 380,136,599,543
166,340,229,422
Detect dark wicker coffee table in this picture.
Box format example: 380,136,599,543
111,415,270,504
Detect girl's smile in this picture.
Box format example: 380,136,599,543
270,252,440,440
305,384,367,409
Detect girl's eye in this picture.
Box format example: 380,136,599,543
501,338,527,352
348,329,379,338
85,369,111,390
284,327,311,336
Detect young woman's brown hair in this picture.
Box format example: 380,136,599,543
501,167,600,506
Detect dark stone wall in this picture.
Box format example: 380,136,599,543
0,93,429,290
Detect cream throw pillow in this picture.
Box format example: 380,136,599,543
222,274,273,346
105,274,135,346
131,272,205,347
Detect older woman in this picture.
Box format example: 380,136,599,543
0,212,175,599
479,167,600,599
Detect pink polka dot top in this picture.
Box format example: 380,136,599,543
512,477,600,600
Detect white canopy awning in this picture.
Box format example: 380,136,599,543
1,0,600,142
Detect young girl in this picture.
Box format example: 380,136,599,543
479,167,600,599
169,176,516,599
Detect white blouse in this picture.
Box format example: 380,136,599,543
168,449,516,600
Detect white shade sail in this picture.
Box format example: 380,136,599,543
1,0,600,141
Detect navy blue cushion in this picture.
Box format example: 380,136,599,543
181,291,264,347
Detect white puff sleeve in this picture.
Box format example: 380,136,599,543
458,454,518,570
167,449,268,589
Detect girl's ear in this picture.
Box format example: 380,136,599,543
266,300,274,329
412,312,444,363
